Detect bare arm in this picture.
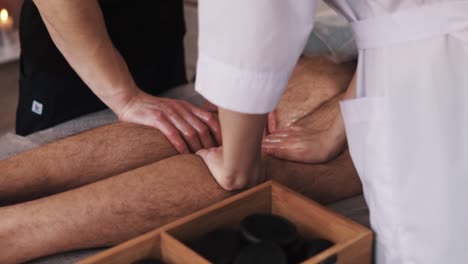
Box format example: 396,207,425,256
220,109,266,184
32,0,221,153
34,0,136,112
197,110,266,190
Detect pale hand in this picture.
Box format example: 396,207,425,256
262,113,347,163
118,90,222,154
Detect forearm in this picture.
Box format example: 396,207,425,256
219,108,267,187
33,0,138,114
219,109,266,173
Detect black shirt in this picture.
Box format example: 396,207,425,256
16,0,187,135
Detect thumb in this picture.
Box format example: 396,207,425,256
196,148,209,158
268,111,278,133
263,145,300,162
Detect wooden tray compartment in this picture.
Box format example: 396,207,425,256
80,181,372,264
78,231,207,264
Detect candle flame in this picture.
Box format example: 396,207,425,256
0,9,8,22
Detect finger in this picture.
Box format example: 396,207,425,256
262,144,301,161
263,132,295,142
152,114,189,154
268,111,278,133
166,110,203,152
262,135,290,150
195,148,209,159
262,139,287,149
289,125,304,131
262,135,299,151
264,133,290,141
176,104,216,149
262,128,268,141
177,104,216,149
263,137,286,144
264,126,306,140
183,102,222,145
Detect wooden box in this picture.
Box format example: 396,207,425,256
79,181,372,264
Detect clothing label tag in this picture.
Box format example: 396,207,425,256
32,100,43,115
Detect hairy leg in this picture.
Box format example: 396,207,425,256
0,150,360,263
267,88,361,203
273,56,355,129
0,123,178,205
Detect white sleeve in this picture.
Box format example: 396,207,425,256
195,0,317,114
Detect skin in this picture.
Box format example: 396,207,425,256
0,151,360,264
198,58,357,188
272,57,356,129
197,110,266,190
263,72,357,163
0,123,177,206
32,0,221,153
0,57,360,263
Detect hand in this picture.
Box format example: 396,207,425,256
196,147,265,191
262,115,347,163
118,90,222,153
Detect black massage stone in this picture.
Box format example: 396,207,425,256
233,241,288,264
132,258,166,264
303,239,337,264
285,237,306,263
190,229,243,264
240,213,298,247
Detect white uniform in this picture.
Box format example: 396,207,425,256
195,1,468,263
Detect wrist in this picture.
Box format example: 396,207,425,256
89,45,141,117
102,82,141,119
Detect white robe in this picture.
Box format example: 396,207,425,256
195,1,468,263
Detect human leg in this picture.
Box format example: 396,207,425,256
272,56,355,129
0,149,360,264
0,123,178,205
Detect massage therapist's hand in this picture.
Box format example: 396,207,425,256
196,147,265,191
262,113,347,163
263,71,356,164
117,90,222,154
